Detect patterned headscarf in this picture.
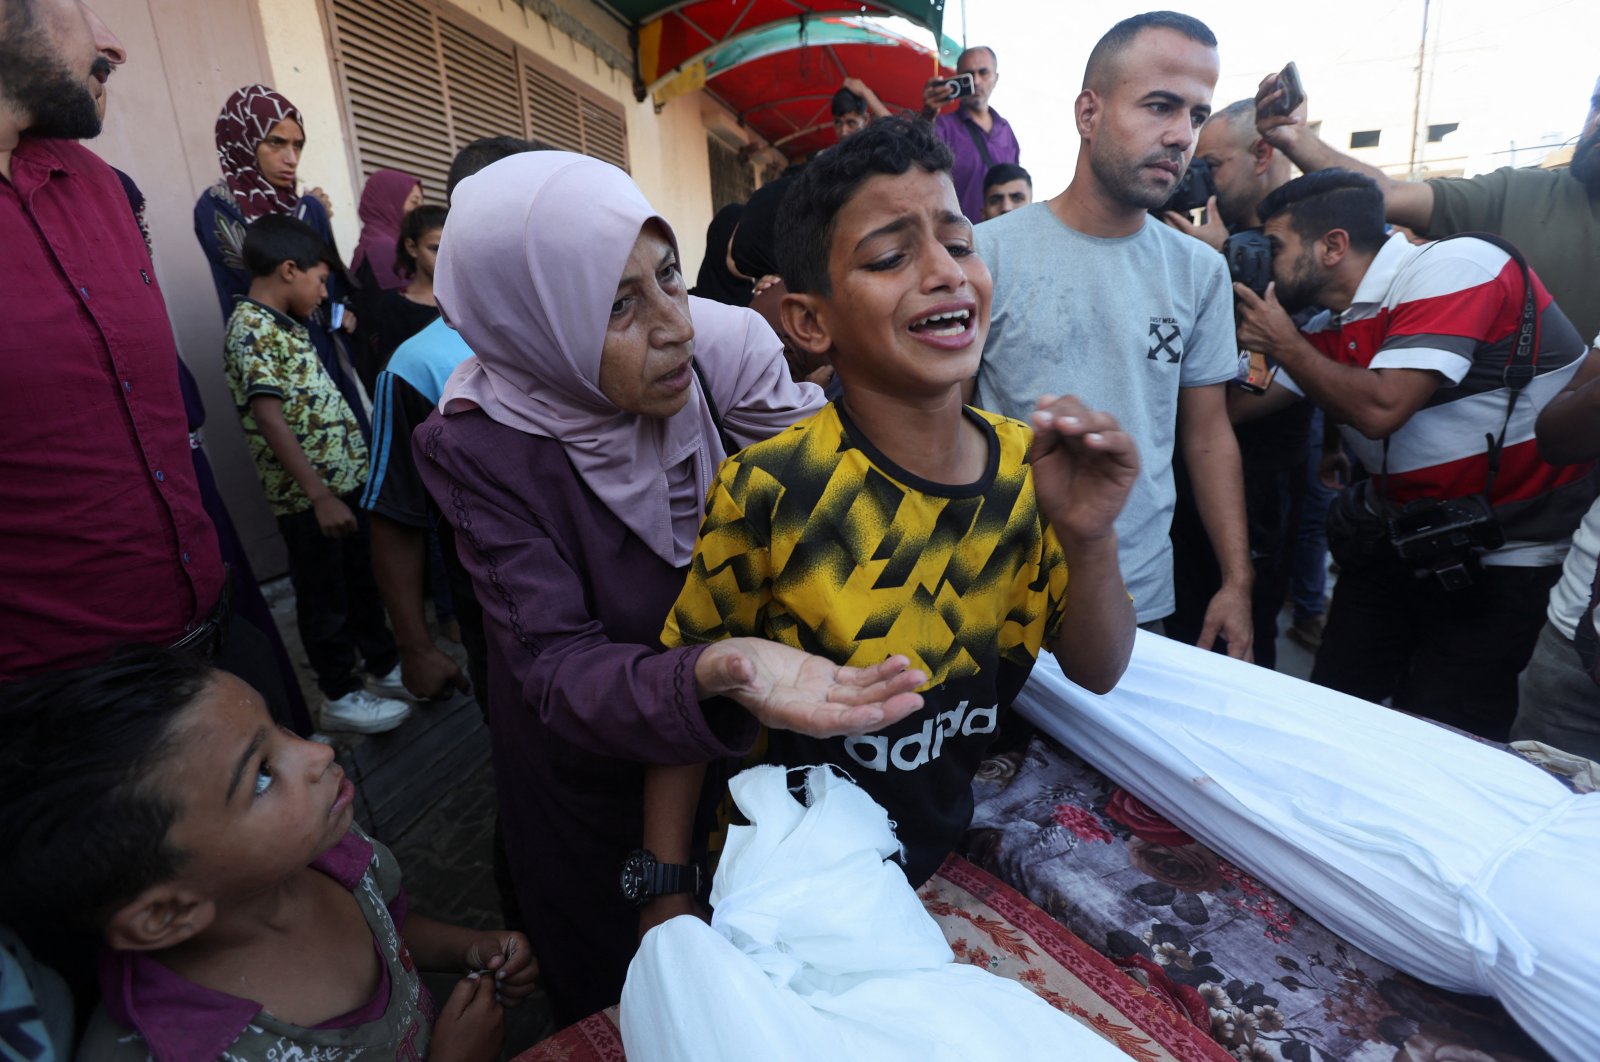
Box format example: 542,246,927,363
214,85,304,222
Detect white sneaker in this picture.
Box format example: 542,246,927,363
321,688,411,735
366,664,415,702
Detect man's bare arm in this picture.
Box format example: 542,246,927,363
1254,73,1435,232
1234,283,1444,439
1178,384,1254,660
1536,348,1600,464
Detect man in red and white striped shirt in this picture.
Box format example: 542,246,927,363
1232,168,1595,739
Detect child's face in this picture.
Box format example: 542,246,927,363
407,226,442,282
802,168,991,395
284,261,330,319
159,672,356,903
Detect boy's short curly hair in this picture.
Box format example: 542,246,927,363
775,116,954,296
0,645,211,933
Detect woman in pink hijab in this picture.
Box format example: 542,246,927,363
349,168,424,387
414,152,924,1023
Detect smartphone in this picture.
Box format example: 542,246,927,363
1269,61,1305,117
944,72,976,100
330,302,346,330
1234,349,1278,394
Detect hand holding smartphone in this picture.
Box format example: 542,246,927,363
1267,61,1306,117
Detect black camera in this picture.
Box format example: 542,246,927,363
1150,156,1214,216
1224,229,1273,296
1387,494,1504,591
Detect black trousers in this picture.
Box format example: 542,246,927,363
1309,556,1561,741
277,493,398,698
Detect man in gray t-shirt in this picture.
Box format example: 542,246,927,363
972,12,1252,653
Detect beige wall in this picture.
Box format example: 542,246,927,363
435,0,717,274
91,0,290,576
83,0,764,582
248,0,740,302
257,0,363,254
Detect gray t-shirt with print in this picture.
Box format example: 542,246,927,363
974,203,1237,622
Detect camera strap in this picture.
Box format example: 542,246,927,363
1376,232,1540,505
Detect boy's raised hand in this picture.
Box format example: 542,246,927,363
428,973,503,1062
462,931,539,1007
697,640,925,738
1029,395,1139,546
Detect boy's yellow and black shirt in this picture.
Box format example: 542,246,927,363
661,400,1069,885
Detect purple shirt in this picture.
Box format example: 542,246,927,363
0,138,224,679
932,107,1021,224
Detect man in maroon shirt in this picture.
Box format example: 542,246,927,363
1,1,291,720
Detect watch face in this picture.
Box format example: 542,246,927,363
619,849,654,906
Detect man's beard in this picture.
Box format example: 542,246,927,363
1571,127,1600,192
1273,242,1324,314
0,29,105,141
1091,138,1187,211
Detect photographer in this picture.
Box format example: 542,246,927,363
920,46,1020,223
1232,169,1595,739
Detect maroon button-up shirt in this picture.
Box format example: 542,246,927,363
1,138,223,679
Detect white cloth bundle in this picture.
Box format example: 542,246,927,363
1015,630,1599,1062
620,764,1127,1062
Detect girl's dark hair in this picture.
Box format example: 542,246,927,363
776,116,953,296
0,645,212,933
394,204,449,278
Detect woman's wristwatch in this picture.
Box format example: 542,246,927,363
619,848,704,907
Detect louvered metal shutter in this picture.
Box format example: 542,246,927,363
324,0,629,204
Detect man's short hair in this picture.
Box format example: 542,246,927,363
983,162,1031,192
831,87,867,119
0,646,211,934
241,214,336,278
446,136,542,201
1257,168,1388,254
1209,98,1257,134
959,45,996,69
1083,11,1216,90
775,115,952,296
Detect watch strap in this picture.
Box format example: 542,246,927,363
650,860,701,897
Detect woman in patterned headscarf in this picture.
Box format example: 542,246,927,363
193,84,369,434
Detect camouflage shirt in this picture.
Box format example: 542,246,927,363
224,298,367,515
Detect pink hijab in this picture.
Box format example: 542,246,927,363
352,169,421,290
436,151,809,567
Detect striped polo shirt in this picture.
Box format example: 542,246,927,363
1282,232,1595,566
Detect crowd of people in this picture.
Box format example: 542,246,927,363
2,0,1599,1059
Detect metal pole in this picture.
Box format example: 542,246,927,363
1407,0,1431,179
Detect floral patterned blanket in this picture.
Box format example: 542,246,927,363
965,734,1554,1062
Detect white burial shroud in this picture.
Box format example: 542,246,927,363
1015,630,1599,1062
620,764,1128,1062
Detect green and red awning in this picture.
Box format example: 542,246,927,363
603,0,957,160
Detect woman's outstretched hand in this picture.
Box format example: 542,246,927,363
696,639,924,738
